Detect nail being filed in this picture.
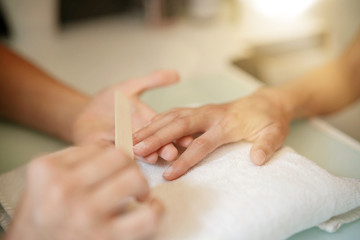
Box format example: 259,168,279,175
133,141,146,152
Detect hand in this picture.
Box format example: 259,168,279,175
6,144,164,240
133,88,292,180
72,70,185,163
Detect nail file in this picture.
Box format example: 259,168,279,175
115,91,134,159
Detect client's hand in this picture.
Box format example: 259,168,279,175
73,70,182,163
6,144,164,240
133,89,292,180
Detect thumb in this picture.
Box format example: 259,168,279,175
121,70,180,96
250,125,287,165
144,70,180,91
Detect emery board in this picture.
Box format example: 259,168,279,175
115,91,134,159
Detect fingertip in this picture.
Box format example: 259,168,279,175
151,70,180,84
133,141,147,156
158,144,178,161
162,165,185,181
170,70,180,83
144,152,158,164
162,166,176,181
250,148,267,166
176,136,194,148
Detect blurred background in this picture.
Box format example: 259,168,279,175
0,0,359,141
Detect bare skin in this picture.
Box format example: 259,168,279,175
133,31,360,181
0,44,88,142
0,44,182,162
5,144,164,240
72,70,193,163
0,44,178,238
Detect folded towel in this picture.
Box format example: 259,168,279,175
137,142,360,240
0,166,25,230
0,143,359,240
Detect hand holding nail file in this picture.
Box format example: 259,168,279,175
115,91,134,159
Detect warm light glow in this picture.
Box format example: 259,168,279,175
248,0,317,19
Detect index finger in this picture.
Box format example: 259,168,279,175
133,114,205,157
162,126,226,180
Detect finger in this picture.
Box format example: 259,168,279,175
163,127,225,181
133,111,179,145
110,198,164,240
130,100,157,132
135,70,180,96
250,124,287,166
71,147,133,187
45,145,107,168
176,136,194,148
158,143,178,161
133,115,204,157
118,70,180,96
143,152,158,164
91,166,150,213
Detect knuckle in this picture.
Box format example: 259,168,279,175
259,139,273,151
203,104,224,115
270,123,288,137
218,116,234,132
28,156,54,179
192,138,209,149
150,133,166,147
174,117,190,131
49,178,72,203
167,110,181,120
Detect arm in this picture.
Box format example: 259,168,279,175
0,44,89,142
133,31,360,180
265,31,360,119
0,44,182,161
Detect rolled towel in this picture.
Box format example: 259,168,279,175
138,142,360,240
0,142,359,239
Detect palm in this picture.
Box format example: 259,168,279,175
73,71,180,161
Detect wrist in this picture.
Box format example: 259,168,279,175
63,92,89,144
252,87,298,121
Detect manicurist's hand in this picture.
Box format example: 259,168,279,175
6,144,164,240
73,70,189,163
133,89,292,180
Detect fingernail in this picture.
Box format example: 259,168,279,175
145,153,158,164
161,148,177,161
162,151,172,161
133,142,146,152
163,166,174,178
182,138,193,147
253,150,266,165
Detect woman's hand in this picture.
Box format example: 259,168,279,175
6,144,164,240
72,70,184,163
133,89,293,180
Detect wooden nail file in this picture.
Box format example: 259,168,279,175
115,91,134,159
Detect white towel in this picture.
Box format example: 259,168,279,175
137,142,360,240
0,143,359,239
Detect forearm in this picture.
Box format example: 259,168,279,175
0,44,89,142
255,33,360,121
